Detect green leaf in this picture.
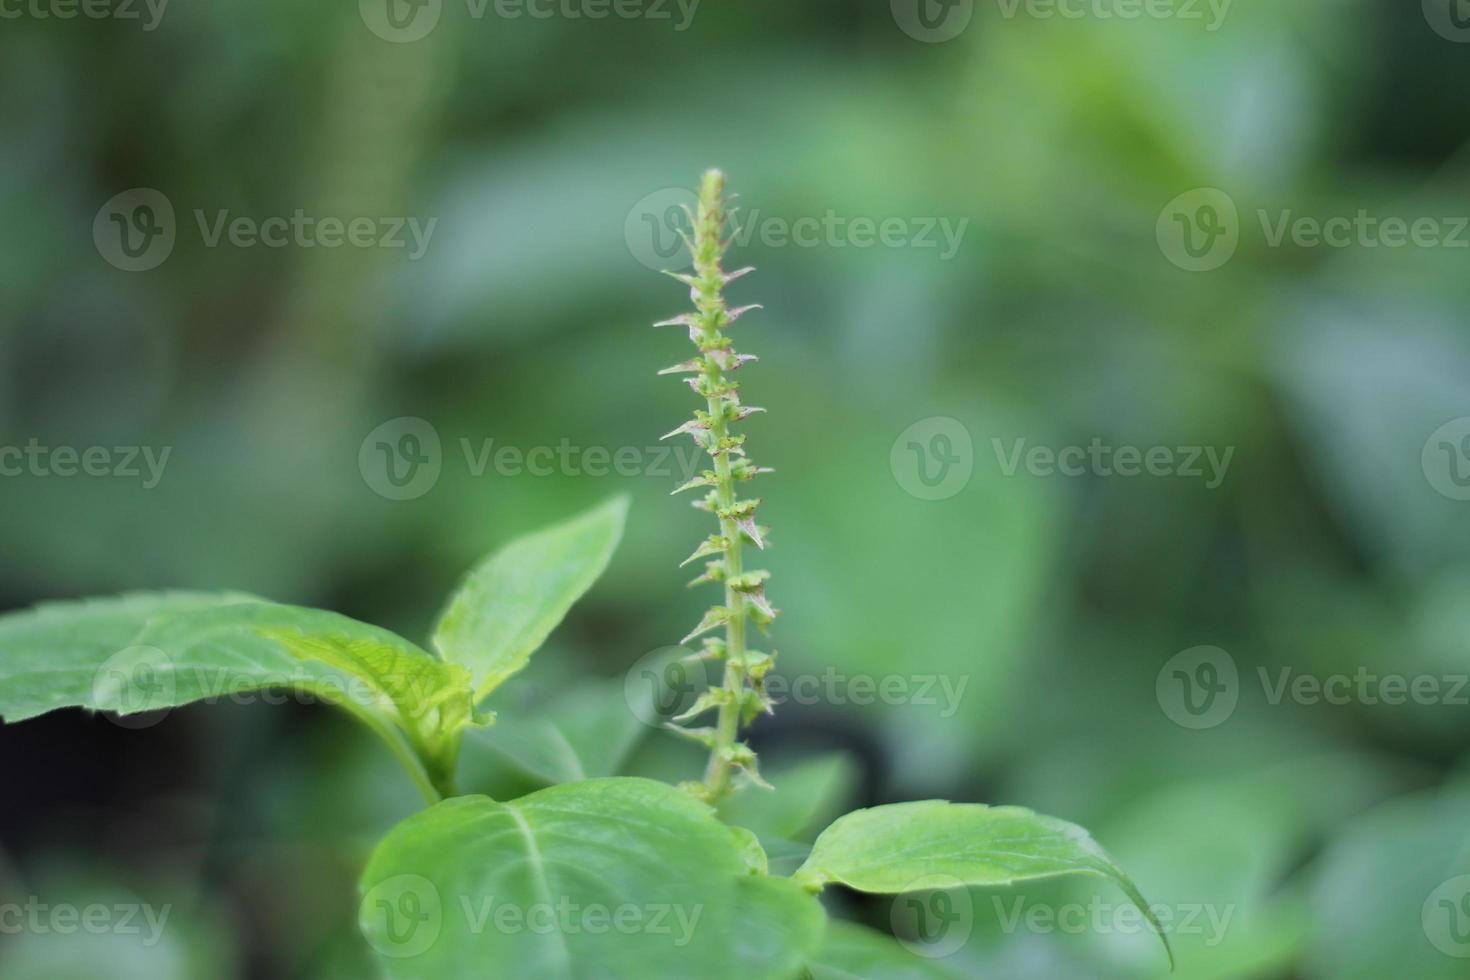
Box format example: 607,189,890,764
255,618,478,790
0,591,262,722
0,592,460,721
462,678,648,785
259,625,473,727
433,496,628,702
726,825,771,875
795,801,1171,966
807,920,965,980
0,592,477,800
729,875,827,977
359,777,825,979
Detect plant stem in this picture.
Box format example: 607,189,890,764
690,170,749,801
703,390,746,799
389,735,445,806
344,702,443,806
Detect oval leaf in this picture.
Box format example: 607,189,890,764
0,592,476,798
433,497,628,702
0,591,259,723
796,801,1171,965
359,777,824,979
0,594,469,726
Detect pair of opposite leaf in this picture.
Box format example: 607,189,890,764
0,167,1171,975
0,496,1169,978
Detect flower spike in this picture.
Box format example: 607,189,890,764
656,169,776,803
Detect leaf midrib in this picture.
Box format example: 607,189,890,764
506,803,575,977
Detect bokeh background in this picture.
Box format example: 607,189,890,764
4,0,1470,976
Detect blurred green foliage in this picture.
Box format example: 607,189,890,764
3,0,1469,976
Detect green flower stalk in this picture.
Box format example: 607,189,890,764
657,169,778,803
